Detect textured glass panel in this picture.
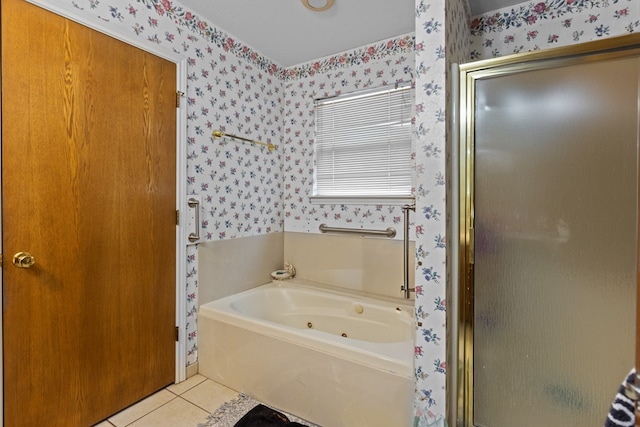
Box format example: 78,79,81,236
473,56,639,427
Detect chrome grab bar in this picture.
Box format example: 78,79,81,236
400,203,415,299
318,223,396,238
188,198,200,243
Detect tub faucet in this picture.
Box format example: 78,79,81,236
284,262,296,278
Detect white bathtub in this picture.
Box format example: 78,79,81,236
198,279,415,427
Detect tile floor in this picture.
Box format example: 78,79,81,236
93,374,238,427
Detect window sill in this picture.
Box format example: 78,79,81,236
309,195,415,206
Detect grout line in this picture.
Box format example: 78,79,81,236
108,379,229,427
181,394,229,415
178,379,242,415
122,396,179,427
167,375,208,396
136,395,217,424
180,395,212,414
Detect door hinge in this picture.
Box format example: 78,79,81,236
176,209,180,225
175,326,180,342
176,91,184,108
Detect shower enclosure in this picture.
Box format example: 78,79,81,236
456,34,640,427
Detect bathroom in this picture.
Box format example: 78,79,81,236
3,0,640,425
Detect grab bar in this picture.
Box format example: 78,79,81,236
319,223,396,238
188,198,200,243
400,203,415,299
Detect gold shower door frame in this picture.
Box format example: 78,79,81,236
456,33,640,427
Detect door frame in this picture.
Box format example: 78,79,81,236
452,32,640,426
8,0,189,401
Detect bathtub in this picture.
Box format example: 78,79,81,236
198,279,415,427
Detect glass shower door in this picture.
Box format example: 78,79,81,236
471,54,639,426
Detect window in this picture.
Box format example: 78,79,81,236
312,83,414,204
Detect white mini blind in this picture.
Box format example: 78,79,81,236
313,83,413,198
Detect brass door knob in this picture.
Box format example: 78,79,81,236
13,252,35,268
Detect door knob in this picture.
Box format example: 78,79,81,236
13,252,35,268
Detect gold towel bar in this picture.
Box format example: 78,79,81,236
212,130,276,151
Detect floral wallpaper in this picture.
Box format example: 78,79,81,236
411,0,473,422
413,0,449,418
282,37,415,236
28,0,639,423
470,0,640,60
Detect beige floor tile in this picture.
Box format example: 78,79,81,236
166,373,208,396
127,397,210,427
181,379,238,413
107,390,176,427
92,421,115,427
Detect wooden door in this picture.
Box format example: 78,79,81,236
1,0,177,425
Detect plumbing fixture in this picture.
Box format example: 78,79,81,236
284,262,296,278
301,0,335,12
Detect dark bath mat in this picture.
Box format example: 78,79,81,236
234,403,308,427
198,393,318,427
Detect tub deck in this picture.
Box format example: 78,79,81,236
198,280,415,427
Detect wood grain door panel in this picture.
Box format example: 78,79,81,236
2,0,177,425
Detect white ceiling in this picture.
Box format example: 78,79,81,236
177,0,524,67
